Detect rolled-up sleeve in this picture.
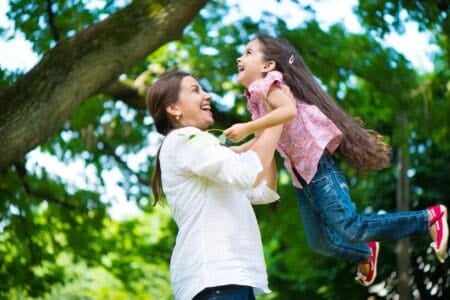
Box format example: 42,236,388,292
174,128,263,190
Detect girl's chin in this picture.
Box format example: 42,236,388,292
237,75,250,88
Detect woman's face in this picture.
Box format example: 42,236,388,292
171,76,213,130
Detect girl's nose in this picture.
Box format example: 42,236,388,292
236,57,241,63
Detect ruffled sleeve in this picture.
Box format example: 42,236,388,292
248,71,283,99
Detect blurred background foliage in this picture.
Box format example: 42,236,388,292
0,0,449,299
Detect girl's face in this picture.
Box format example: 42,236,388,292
167,76,213,130
236,39,268,87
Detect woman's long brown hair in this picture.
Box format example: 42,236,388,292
256,34,391,172
146,71,191,205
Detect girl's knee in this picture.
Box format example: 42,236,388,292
341,219,367,243
341,232,363,243
307,235,338,257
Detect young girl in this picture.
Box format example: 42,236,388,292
224,34,448,286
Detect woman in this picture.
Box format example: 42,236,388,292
146,71,288,300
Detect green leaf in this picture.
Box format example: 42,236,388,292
217,133,227,144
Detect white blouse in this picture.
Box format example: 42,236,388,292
159,126,276,300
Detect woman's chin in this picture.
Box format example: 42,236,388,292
204,119,214,129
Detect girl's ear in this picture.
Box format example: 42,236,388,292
261,60,276,72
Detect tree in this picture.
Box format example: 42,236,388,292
353,2,449,298
0,0,208,170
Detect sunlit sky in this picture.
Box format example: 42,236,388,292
0,0,439,219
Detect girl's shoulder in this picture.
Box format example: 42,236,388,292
248,71,284,97
266,70,283,81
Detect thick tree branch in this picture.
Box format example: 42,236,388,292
0,0,208,171
102,80,147,110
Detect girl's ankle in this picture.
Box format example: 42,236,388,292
428,209,434,226
427,205,444,227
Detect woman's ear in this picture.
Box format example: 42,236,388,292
166,104,181,119
262,60,276,72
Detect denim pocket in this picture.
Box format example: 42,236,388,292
310,172,330,184
332,170,349,192
309,173,336,203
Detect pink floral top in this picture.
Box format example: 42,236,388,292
245,71,343,188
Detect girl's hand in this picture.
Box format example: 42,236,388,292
224,123,252,142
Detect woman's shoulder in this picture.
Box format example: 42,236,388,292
171,126,202,135
163,127,220,150
165,127,202,142
160,127,199,151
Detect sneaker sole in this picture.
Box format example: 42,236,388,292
435,205,448,263
358,242,379,286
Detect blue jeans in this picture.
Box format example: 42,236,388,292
193,285,255,300
295,152,429,262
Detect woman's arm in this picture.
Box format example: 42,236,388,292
265,157,278,191
248,124,283,187
173,125,281,189
229,137,256,153
224,86,296,142
245,157,279,205
172,127,276,190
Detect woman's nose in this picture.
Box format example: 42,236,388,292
204,91,212,100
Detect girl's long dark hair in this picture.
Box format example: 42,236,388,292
256,34,391,172
146,71,192,205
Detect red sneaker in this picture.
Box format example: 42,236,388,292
428,205,448,263
356,241,379,286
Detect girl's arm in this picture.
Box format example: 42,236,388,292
224,85,296,142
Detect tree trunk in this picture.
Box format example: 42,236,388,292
0,0,208,171
396,112,411,300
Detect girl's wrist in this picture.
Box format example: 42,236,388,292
246,121,258,135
